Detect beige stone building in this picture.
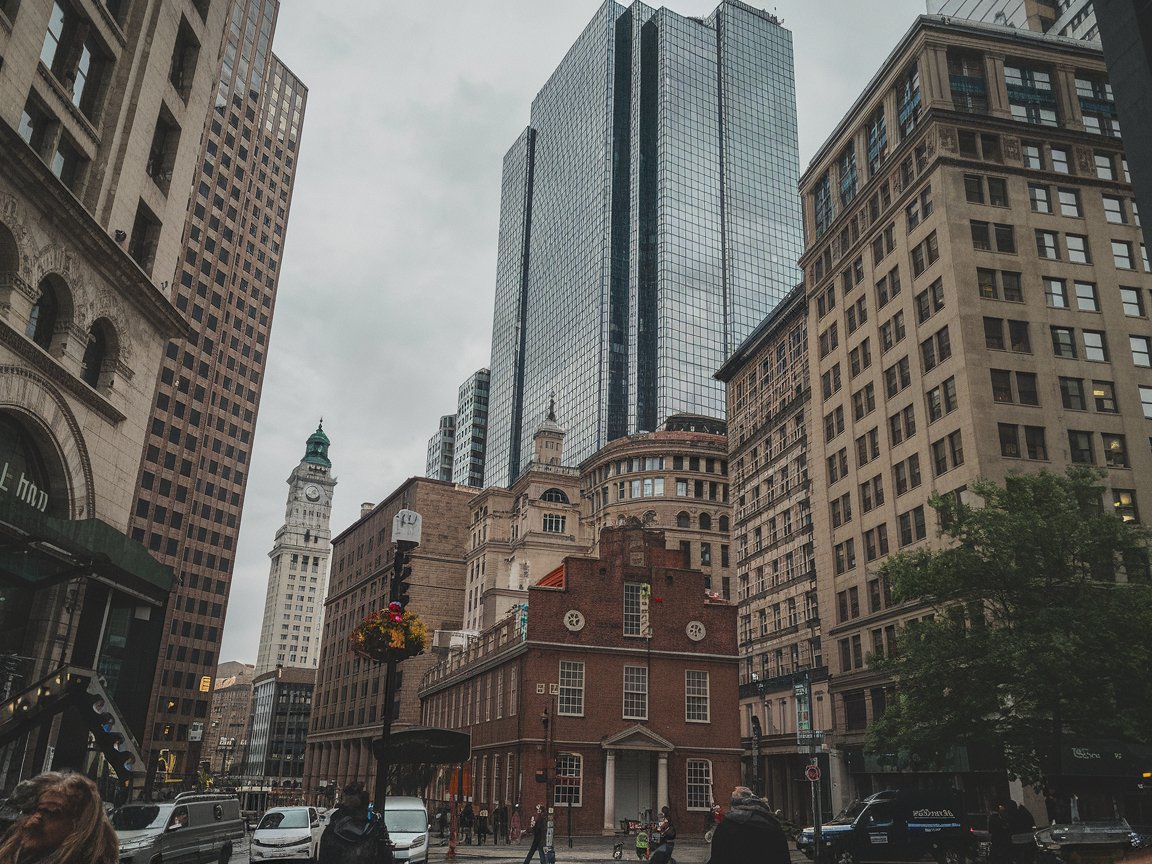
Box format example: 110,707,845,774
580,414,733,598
799,15,1152,807
715,285,829,822
0,0,224,795
463,408,585,632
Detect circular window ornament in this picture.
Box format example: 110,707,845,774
686,620,706,642
564,610,586,632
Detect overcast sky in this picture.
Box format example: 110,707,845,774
217,0,928,665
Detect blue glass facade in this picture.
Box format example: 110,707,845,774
485,0,802,488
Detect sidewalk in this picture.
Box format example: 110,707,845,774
425,835,812,863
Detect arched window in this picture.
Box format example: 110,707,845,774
719,515,730,533
80,326,106,387
699,513,712,531
26,282,59,350
80,318,118,390
541,488,569,504
676,511,690,529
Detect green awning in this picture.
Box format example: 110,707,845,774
0,497,172,600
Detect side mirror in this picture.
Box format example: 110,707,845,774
311,820,319,828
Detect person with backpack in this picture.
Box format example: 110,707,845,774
318,783,392,864
649,806,676,864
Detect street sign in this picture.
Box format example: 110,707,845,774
805,764,821,782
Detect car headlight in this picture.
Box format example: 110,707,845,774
410,836,425,848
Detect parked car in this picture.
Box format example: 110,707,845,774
250,806,323,862
798,789,973,864
382,797,429,864
113,792,244,864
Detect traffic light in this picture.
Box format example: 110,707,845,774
750,715,763,739
392,545,413,607
69,673,142,779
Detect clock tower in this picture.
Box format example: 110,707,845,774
254,423,337,675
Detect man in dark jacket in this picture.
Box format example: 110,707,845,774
318,783,392,864
708,786,790,864
522,804,548,864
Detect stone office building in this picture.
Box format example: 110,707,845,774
799,14,1152,807
0,0,225,795
715,285,831,821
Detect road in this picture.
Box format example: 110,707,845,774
232,832,813,863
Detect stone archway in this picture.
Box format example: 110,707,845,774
0,367,94,519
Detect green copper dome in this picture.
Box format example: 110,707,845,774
303,421,331,467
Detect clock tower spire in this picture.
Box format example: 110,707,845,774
254,422,337,675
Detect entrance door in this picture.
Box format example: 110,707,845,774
614,751,654,827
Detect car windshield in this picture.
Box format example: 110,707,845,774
112,805,171,831
384,811,428,834
830,801,869,825
258,810,311,830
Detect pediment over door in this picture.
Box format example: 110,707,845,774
602,724,674,753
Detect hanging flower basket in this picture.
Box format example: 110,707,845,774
350,603,428,663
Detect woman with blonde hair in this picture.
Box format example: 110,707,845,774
0,770,117,864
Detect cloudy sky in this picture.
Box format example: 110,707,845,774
218,0,927,665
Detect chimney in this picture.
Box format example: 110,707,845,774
361,502,375,519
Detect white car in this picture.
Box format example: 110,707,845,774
250,807,322,862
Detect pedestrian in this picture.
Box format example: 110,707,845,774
317,782,392,864
493,801,509,844
707,786,790,864
522,804,547,864
0,770,118,864
988,800,1014,864
510,804,523,842
459,801,474,845
649,806,676,864
436,803,448,839
476,806,489,845
1009,800,1037,864
0,774,118,864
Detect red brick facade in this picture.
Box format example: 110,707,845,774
419,526,740,835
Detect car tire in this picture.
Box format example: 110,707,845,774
218,843,232,864
937,847,966,864
827,848,857,864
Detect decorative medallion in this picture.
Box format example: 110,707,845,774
563,609,586,632
686,620,706,642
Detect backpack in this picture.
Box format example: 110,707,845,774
318,809,393,864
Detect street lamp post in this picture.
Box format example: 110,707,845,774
373,509,421,810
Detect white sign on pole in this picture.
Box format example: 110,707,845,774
392,509,422,544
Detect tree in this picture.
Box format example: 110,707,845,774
868,468,1152,784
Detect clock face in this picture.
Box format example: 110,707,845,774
304,484,321,502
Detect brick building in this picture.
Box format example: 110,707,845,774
302,477,473,799
418,526,740,836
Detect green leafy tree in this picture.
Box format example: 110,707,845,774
868,468,1152,784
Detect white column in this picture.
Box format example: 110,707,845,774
657,753,669,813
603,751,617,833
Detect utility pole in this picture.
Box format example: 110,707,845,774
373,509,421,809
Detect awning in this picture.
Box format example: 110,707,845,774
1061,740,1152,778
0,497,172,600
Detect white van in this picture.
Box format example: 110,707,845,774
113,793,244,864
382,797,430,864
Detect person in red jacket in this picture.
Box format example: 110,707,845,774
707,787,790,864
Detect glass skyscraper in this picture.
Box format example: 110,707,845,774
485,0,803,488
